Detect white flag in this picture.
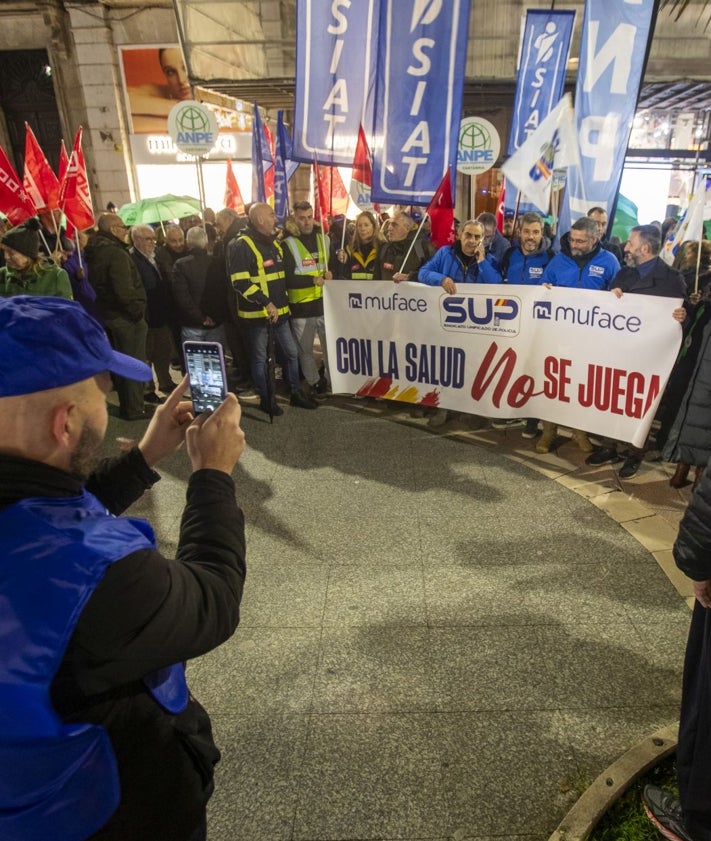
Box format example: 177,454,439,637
661,183,709,265
502,93,580,213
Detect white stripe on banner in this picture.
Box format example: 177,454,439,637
508,9,575,156
561,0,656,228
293,0,378,165
324,281,682,448
371,0,471,206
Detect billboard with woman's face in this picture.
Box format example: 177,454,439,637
119,45,191,134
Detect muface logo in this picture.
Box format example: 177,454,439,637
348,292,428,313
441,295,521,335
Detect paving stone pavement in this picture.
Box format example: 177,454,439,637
114,394,693,841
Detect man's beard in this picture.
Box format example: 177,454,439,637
69,422,104,481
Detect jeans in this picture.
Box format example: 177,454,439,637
291,315,329,386
244,320,300,399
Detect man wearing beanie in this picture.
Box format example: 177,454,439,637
0,295,246,841
85,213,150,420
0,217,72,299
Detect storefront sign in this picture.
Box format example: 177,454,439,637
130,132,251,166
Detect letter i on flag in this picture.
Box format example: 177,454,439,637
224,159,246,214
501,93,580,214
426,168,455,248
0,145,37,224
59,127,95,232
23,123,60,212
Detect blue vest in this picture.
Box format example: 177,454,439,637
0,490,189,841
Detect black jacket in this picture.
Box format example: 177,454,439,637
0,449,246,841
131,248,172,329
612,258,687,299
377,233,434,281
84,232,146,324
172,249,213,327
674,461,711,581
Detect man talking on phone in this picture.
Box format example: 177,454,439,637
0,296,246,841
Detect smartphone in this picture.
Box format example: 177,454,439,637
183,341,228,414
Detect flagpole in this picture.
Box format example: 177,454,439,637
398,214,427,275
75,227,83,272
195,157,207,232
312,159,329,271
694,239,702,295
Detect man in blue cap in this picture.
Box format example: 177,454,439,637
0,296,246,841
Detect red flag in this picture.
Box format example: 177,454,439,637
263,122,275,202
224,159,246,214
59,127,94,231
349,125,379,213
426,169,455,248
23,123,60,211
314,163,349,226
0,145,37,225
58,141,69,184
495,177,506,233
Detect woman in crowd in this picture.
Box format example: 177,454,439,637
673,239,711,296
335,210,383,280
0,218,72,299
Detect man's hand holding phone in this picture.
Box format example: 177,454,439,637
138,375,194,467
186,394,245,475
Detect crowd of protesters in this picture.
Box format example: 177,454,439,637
1,198,709,484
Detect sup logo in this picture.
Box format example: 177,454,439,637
441,295,521,336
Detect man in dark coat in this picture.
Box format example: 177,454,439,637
130,224,176,400
0,295,246,841
84,213,149,420
643,462,711,841
379,211,434,281
585,224,687,477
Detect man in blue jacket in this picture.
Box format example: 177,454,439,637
499,212,555,286
418,220,500,292
0,295,246,841
542,216,620,290
536,217,620,453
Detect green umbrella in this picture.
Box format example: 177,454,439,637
118,194,202,226
612,193,639,242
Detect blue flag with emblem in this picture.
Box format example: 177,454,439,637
370,0,471,207
508,9,575,156
274,111,299,223
559,0,657,232
293,0,378,165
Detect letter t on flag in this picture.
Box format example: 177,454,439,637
426,169,455,249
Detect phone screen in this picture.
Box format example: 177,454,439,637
183,341,228,414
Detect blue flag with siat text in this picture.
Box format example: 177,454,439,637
370,0,471,207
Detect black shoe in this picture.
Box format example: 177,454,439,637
642,785,694,841
619,456,641,479
258,398,283,416
290,391,318,410
585,447,620,466
314,377,330,396
521,418,539,439
143,392,164,405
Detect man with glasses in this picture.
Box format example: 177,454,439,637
535,216,620,453
85,213,150,419
418,220,500,292
131,224,176,403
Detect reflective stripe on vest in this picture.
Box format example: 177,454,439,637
284,236,328,305
235,236,290,320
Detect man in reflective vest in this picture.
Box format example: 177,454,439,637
229,203,318,415
283,201,334,398
0,295,246,841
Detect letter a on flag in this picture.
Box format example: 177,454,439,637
426,168,455,249
224,159,246,215
501,93,580,214
23,123,60,212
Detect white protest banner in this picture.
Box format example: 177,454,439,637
323,281,683,448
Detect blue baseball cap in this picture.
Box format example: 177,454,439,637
0,296,152,398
